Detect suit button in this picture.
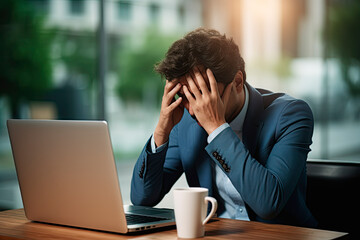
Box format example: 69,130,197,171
225,167,231,173
216,155,222,161
212,151,218,157
219,159,224,164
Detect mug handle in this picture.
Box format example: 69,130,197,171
202,196,218,225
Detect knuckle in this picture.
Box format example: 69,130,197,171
165,83,172,90
203,96,210,103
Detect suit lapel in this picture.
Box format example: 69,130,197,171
243,83,264,156
197,147,213,196
182,116,213,196
191,122,213,196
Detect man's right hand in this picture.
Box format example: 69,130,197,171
154,80,184,147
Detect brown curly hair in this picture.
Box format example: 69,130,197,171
155,28,246,84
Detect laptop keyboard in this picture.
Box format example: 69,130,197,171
125,213,169,225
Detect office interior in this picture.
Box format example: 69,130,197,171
0,0,359,237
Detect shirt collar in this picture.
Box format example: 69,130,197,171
229,84,249,132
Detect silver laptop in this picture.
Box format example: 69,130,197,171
7,119,175,233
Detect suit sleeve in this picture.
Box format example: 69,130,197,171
205,100,314,220
130,124,184,206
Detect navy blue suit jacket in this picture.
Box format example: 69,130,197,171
131,83,317,227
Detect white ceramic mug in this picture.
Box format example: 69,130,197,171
173,187,218,238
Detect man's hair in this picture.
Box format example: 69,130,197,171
155,28,246,84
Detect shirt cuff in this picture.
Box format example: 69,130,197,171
150,134,168,153
207,123,230,143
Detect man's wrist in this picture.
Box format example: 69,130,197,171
151,134,168,153
153,126,170,147
204,121,227,135
207,123,230,143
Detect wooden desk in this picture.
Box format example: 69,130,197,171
0,209,348,240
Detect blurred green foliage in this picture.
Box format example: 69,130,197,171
115,29,179,107
0,0,53,118
53,31,96,89
327,1,360,98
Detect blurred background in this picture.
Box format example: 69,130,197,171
0,0,359,210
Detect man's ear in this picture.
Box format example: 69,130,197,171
233,71,244,93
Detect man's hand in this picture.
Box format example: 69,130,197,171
154,80,184,147
183,68,232,135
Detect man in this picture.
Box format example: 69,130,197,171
131,28,317,227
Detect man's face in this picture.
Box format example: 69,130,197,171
173,67,226,118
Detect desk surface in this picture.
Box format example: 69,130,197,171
0,209,348,240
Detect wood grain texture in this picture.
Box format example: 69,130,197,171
0,209,349,240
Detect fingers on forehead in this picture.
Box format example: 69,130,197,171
207,68,216,83
190,69,208,90
186,74,198,88
207,69,219,91
176,69,208,92
192,66,205,79
198,66,208,79
183,73,196,87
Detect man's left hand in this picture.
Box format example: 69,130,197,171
183,68,232,135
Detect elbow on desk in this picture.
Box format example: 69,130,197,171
255,204,282,220
249,183,286,220
130,191,152,206
130,176,166,206
130,187,160,207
